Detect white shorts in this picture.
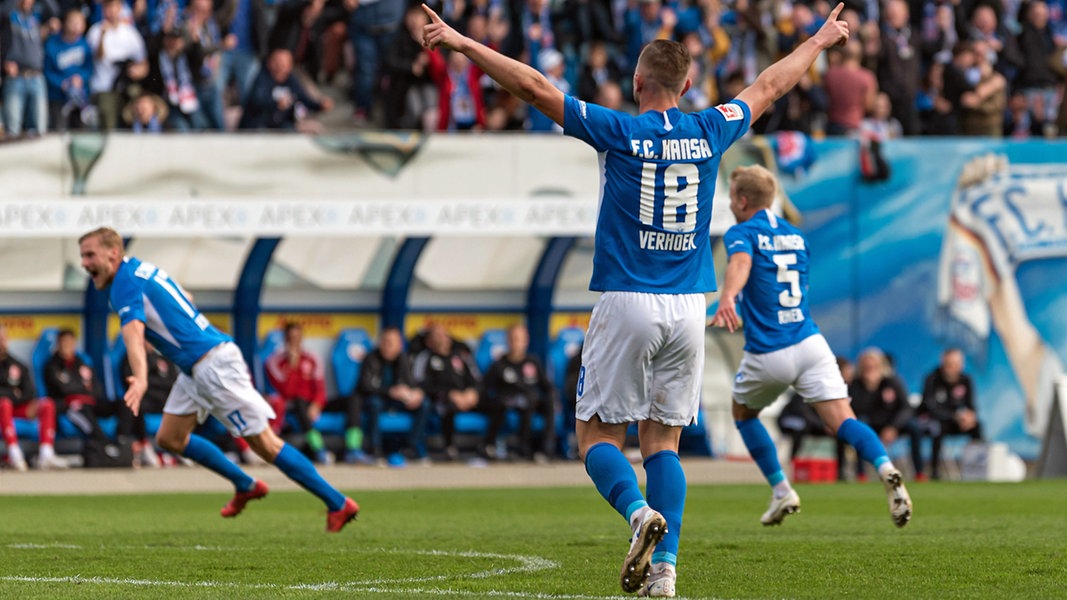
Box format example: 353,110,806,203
164,342,276,437
732,334,848,411
575,291,705,426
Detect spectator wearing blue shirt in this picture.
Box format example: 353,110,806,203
44,8,93,131
1,0,51,136
346,0,405,124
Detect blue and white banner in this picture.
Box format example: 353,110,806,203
785,139,1067,459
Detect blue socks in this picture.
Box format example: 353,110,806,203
181,434,255,492
736,419,786,486
273,443,347,511
644,450,685,567
837,418,891,470
584,442,647,522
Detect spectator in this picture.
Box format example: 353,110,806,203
917,61,956,134
122,91,168,132
843,347,912,480
120,340,174,468
623,0,673,71
481,324,557,462
263,321,332,464
216,0,265,111
87,0,149,131
876,0,921,135
347,0,406,125
1015,0,1060,136
561,342,582,459
822,40,878,135
910,348,982,480
0,324,61,471
594,78,624,110
381,3,434,130
960,38,1006,136
412,323,483,461
146,26,206,130
43,328,134,459
939,40,978,135
529,47,568,131
426,47,485,131
238,48,332,130
577,39,621,101
778,356,853,461
183,0,225,130
1,0,50,137
966,3,1024,80
355,326,429,465
44,8,94,132
861,91,903,139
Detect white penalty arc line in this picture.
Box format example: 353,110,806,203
0,576,651,600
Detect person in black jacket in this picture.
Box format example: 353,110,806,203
482,324,557,462
909,348,981,480
843,348,912,480
44,328,133,455
121,340,178,467
238,47,331,129
411,323,483,461
354,326,429,464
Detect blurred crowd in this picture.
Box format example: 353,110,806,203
1,0,1065,137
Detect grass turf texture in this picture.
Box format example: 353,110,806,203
1,480,1064,599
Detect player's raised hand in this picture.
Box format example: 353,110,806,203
421,3,466,51
813,3,849,49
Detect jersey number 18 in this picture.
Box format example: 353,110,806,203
639,162,700,232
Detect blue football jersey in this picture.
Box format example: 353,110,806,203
724,209,819,353
108,256,232,374
563,95,751,293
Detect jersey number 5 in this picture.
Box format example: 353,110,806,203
639,162,700,232
773,253,802,308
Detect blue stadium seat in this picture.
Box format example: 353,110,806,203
331,328,374,399
475,328,508,374
31,328,62,399
547,326,585,393
253,329,285,394
104,336,128,400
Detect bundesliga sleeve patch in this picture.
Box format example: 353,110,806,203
714,103,744,121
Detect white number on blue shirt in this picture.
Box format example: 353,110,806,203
639,162,699,232
773,253,802,308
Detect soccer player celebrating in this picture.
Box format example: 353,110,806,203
78,228,359,532
422,4,850,596
711,165,912,529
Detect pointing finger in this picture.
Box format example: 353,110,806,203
828,2,844,21
421,3,444,24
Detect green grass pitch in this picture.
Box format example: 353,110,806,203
1,480,1064,599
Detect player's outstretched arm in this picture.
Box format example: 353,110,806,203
121,320,149,416
735,3,848,122
711,253,753,333
421,3,565,126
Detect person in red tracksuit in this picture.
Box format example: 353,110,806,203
0,324,62,471
264,322,332,464
426,46,485,131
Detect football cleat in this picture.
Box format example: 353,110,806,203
220,480,269,518
620,508,668,593
882,468,913,528
326,497,360,533
761,488,801,526
638,563,676,598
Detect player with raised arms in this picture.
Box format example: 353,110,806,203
422,3,850,597
78,227,360,532
711,164,912,528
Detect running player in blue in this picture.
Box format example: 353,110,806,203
711,165,912,529
78,227,360,532
423,4,850,596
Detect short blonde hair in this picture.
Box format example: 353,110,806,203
636,40,691,94
79,227,125,251
730,164,777,209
